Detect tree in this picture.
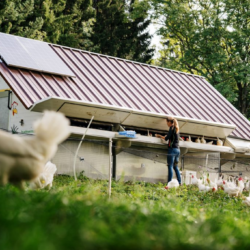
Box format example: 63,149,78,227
0,0,95,49
91,0,154,63
59,0,95,50
125,0,154,63
26,0,76,44
152,0,250,117
0,0,46,40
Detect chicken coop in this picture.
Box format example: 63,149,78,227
1,32,250,184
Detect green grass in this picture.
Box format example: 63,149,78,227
1,176,250,250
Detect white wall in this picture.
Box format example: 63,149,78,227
0,76,11,130
0,75,8,89
0,97,9,130
8,93,42,133
0,75,43,133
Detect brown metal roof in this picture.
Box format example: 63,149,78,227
0,42,250,140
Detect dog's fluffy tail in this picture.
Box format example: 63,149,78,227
33,111,70,144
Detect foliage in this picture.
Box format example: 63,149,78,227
0,0,95,48
151,0,250,117
60,0,95,50
1,175,250,249
91,0,154,63
0,0,153,62
0,0,45,40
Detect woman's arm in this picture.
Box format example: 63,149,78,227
155,127,173,140
155,134,166,139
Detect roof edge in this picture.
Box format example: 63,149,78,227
0,64,30,110
30,96,236,130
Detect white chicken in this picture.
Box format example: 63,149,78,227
165,179,179,189
0,111,70,189
238,177,245,194
208,180,217,191
191,175,202,186
223,181,241,197
30,161,57,190
216,177,225,187
198,182,212,192
198,178,217,192
243,193,250,206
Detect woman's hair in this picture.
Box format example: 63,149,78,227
166,116,179,133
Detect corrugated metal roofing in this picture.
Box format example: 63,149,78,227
0,39,250,140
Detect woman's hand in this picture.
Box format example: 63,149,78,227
155,134,164,139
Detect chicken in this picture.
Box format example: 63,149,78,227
30,161,57,190
191,175,202,186
206,141,213,145
198,177,217,192
243,193,250,206
200,136,206,144
165,179,179,189
238,177,245,194
198,182,212,192
0,111,70,189
195,137,200,143
217,138,223,146
223,181,241,197
208,180,217,191
216,177,225,187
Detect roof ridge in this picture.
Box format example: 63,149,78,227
0,32,205,79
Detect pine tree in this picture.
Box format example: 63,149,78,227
91,0,154,63
59,0,95,50
0,0,93,47
28,0,74,43
125,0,154,63
0,0,45,40
91,0,126,56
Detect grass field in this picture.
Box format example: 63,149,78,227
1,175,250,250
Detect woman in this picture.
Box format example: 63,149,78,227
155,117,181,185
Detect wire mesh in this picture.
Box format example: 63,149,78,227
3,129,250,183
54,139,110,180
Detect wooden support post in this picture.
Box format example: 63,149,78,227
112,142,116,180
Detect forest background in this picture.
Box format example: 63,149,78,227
1,0,250,118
